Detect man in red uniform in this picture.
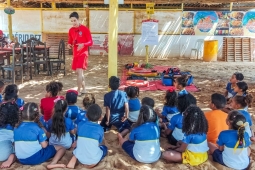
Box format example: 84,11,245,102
68,12,93,96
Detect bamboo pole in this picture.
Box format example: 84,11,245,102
7,0,13,41
108,0,118,81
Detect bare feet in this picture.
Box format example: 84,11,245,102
47,163,66,169
0,154,15,169
67,156,77,169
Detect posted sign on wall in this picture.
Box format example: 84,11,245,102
141,19,159,45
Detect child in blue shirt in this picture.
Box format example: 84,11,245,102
100,76,130,133
162,105,209,166
231,95,255,142
3,84,25,108
118,105,161,163
174,74,189,96
155,88,179,122
0,80,5,103
65,89,82,121
14,102,66,169
162,93,197,145
75,94,96,125
209,111,251,170
47,99,76,149
0,102,19,168
67,104,107,169
224,72,244,100
121,86,141,137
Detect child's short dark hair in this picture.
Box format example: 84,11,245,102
69,12,79,19
22,102,40,121
0,102,19,128
233,72,244,81
83,94,96,109
165,89,177,107
66,90,78,105
87,104,102,122
46,82,59,97
133,105,157,128
183,105,208,135
0,80,4,88
175,74,189,87
211,93,226,109
236,81,248,94
125,86,139,98
141,97,155,108
4,84,18,101
177,93,197,113
109,76,120,90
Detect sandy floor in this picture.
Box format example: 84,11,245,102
3,55,255,170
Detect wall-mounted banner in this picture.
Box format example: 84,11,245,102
141,19,159,45
181,11,255,36
90,34,134,56
3,32,42,43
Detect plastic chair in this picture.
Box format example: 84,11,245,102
190,39,204,59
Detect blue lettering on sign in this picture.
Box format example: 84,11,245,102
3,33,42,43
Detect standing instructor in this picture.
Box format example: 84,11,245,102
68,12,93,96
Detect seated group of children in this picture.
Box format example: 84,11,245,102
0,72,254,170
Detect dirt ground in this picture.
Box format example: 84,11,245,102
4,55,255,170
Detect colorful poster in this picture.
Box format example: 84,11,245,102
214,12,230,36
89,34,134,56
181,11,195,35
243,11,255,36
141,19,159,45
229,11,244,36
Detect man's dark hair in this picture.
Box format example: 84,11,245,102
69,12,79,19
211,93,226,109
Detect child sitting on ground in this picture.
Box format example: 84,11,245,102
100,76,129,133
162,93,197,145
231,95,255,141
141,97,155,108
205,93,228,144
118,105,161,163
0,102,19,168
65,90,82,121
0,80,5,103
224,81,250,112
75,94,96,125
162,105,209,166
47,99,76,149
155,88,179,123
14,102,66,169
224,72,244,100
121,86,141,136
3,84,24,108
209,111,250,170
174,74,189,96
40,82,64,124
67,104,107,169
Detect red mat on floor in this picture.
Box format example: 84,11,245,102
119,66,200,92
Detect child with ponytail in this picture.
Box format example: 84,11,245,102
14,102,66,169
47,99,76,149
209,111,251,170
174,74,189,96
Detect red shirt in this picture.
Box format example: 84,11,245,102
68,24,93,58
40,96,64,121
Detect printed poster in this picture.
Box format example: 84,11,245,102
229,11,244,36
182,11,218,35
141,19,159,45
214,12,230,36
243,11,255,36
89,34,134,56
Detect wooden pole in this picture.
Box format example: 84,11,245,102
52,2,56,9
230,2,233,11
7,0,13,41
108,0,118,80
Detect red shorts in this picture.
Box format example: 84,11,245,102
72,48,89,70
